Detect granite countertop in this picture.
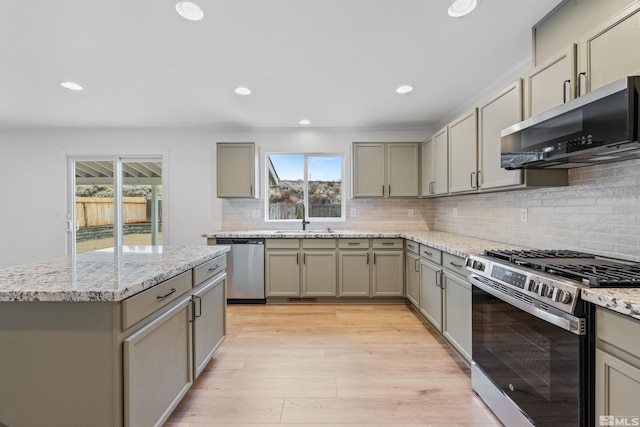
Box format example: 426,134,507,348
204,229,524,258
206,229,640,320
0,245,229,303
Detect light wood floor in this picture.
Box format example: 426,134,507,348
165,304,502,426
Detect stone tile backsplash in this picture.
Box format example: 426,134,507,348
221,159,640,261
434,159,640,261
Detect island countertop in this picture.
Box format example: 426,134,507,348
0,245,229,303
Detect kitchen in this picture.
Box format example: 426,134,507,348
2,0,640,426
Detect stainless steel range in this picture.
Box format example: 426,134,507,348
466,249,640,427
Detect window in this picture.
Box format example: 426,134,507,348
266,153,344,221
68,156,163,254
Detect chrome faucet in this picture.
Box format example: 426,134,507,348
295,200,310,230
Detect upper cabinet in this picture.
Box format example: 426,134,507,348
448,110,478,194
216,143,259,198
352,142,419,198
523,44,577,118
577,3,640,96
422,128,449,197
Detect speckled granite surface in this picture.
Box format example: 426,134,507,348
581,288,640,321
205,229,524,258
0,245,229,302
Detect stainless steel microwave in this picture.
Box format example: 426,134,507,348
501,75,640,169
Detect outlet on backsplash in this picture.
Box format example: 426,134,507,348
453,207,458,218
520,208,528,223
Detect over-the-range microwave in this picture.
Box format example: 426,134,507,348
501,75,640,169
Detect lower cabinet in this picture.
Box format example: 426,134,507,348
420,258,443,330
405,249,420,307
123,297,193,427
442,271,472,361
267,238,404,299
595,307,640,421
193,274,226,378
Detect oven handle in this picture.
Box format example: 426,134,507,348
469,275,586,335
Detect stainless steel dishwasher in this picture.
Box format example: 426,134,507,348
216,238,265,303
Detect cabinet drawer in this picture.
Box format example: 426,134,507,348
405,240,419,255
302,239,337,249
597,307,640,357
193,255,226,286
372,238,403,249
419,244,442,264
122,271,192,330
266,239,300,249
338,238,370,249
443,253,466,276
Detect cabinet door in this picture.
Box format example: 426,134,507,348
302,250,337,296
523,44,577,118
266,250,300,296
387,143,419,197
123,297,193,427
216,143,256,198
448,110,478,194
433,128,449,195
405,251,420,307
478,80,523,190
352,143,385,197
372,250,403,296
193,274,226,379
578,4,640,96
595,348,640,420
338,250,371,296
442,272,471,362
421,138,434,196
420,259,442,331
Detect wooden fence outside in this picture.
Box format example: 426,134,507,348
75,197,155,228
269,203,341,220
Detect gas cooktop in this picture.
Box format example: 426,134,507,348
483,249,640,287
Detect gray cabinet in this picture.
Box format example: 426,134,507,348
216,142,258,198
265,239,338,297
405,241,420,307
123,297,193,427
448,110,479,194
523,44,577,118
595,307,640,421
422,128,449,197
419,258,443,330
192,274,226,378
577,3,640,96
442,253,472,362
338,239,371,297
372,239,404,297
352,142,419,198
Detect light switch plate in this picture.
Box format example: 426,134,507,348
520,208,528,223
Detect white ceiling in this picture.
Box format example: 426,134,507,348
0,0,563,130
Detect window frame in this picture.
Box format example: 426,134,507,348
264,152,345,223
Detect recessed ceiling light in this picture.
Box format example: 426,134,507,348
60,81,83,91
298,119,311,125
448,0,478,17
175,1,204,21
396,85,414,94
234,87,252,95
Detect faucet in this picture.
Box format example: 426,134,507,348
295,200,310,230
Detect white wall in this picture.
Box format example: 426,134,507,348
0,127,429,267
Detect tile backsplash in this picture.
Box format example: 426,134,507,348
221,198,434,232
220,159,640,261
434,159,640,261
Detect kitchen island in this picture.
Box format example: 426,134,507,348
0,245,229,427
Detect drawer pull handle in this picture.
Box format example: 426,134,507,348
157,288,177,299
381,242,395,245
449,261,463,268
407,244,415,249
347,242,361,245
208,265,220,272
423,251,433,256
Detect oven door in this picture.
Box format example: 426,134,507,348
470,277,592,427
